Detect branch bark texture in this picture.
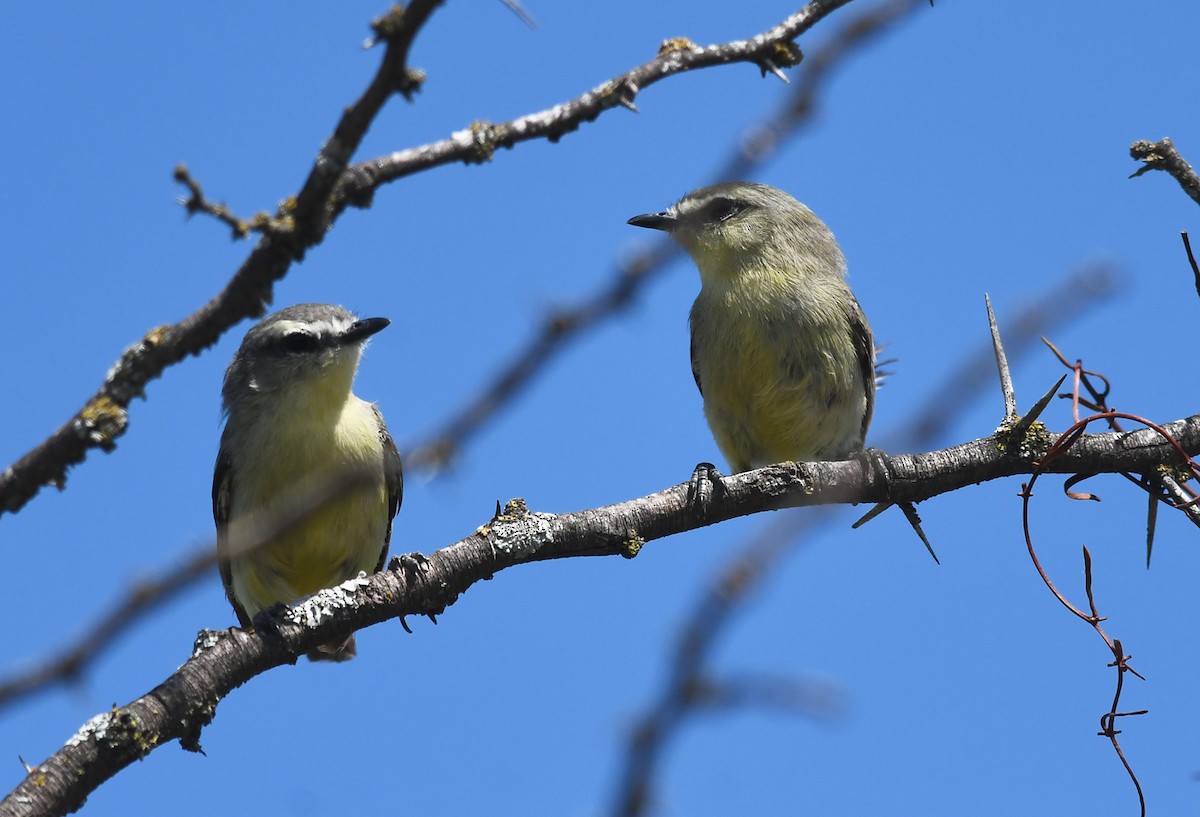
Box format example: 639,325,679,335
5,415,1199,817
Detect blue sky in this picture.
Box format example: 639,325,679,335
2,2,1199,815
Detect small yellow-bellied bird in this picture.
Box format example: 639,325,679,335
628,182,875,473
213,303,402,662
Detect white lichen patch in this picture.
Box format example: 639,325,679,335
284,572,371,628
66,711,118,748
191,629,222,658
491,511,556,556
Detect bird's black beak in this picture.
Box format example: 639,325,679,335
627,211,677,232
340,317,391,345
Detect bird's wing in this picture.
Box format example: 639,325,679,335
847,293,876,445
373,404,404,572
213,441,251,627
689,323,704,396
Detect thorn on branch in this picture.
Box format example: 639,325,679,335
851,500,890,529
499,0,539,30
758,41,803,82
985,294,1017,421
851,494,938,564
616,79,641,113
898,501,938,563
1143,474,1158,568
759,58,789,83
994,375,1064,461
1182,231,1200,300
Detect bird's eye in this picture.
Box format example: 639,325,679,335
280,332,318,354
702,197,748,224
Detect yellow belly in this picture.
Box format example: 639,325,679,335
224,396,387,619
692,286,867,473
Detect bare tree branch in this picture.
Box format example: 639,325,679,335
5,412,1200,817
330,0,868,216
0,2,442,519
1130,138,1200,206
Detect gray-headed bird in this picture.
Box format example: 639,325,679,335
628,182,874,474
214,303,402,662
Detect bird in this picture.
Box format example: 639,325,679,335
213,303,402,662
628,181,875,474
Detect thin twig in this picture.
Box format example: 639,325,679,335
1044,344,1200,546
330,0,863,216
1020,409,1168,817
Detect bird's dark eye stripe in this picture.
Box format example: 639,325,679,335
702,197,748,223
279,331,320,353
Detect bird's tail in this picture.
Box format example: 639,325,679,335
306,634,357,663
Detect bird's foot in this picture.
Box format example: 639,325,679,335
687,461,727,517
390,551,431,575
854,446,892,497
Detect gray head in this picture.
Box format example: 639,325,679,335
627,182,845,286
221,303,389,414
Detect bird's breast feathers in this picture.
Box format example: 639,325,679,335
691,285,867,470
224,396,388,619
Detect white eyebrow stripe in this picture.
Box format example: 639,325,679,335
266,317,355,338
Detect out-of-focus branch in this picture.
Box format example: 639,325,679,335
688,673,846,719
609,268,1116,817
1130,138,1200,206
0,2,442,519
404,240,679,471
7,407,1200,817
0,468,373,714
405,0,926,472
719,0,922,180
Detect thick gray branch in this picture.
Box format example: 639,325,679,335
5,413,1198,817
